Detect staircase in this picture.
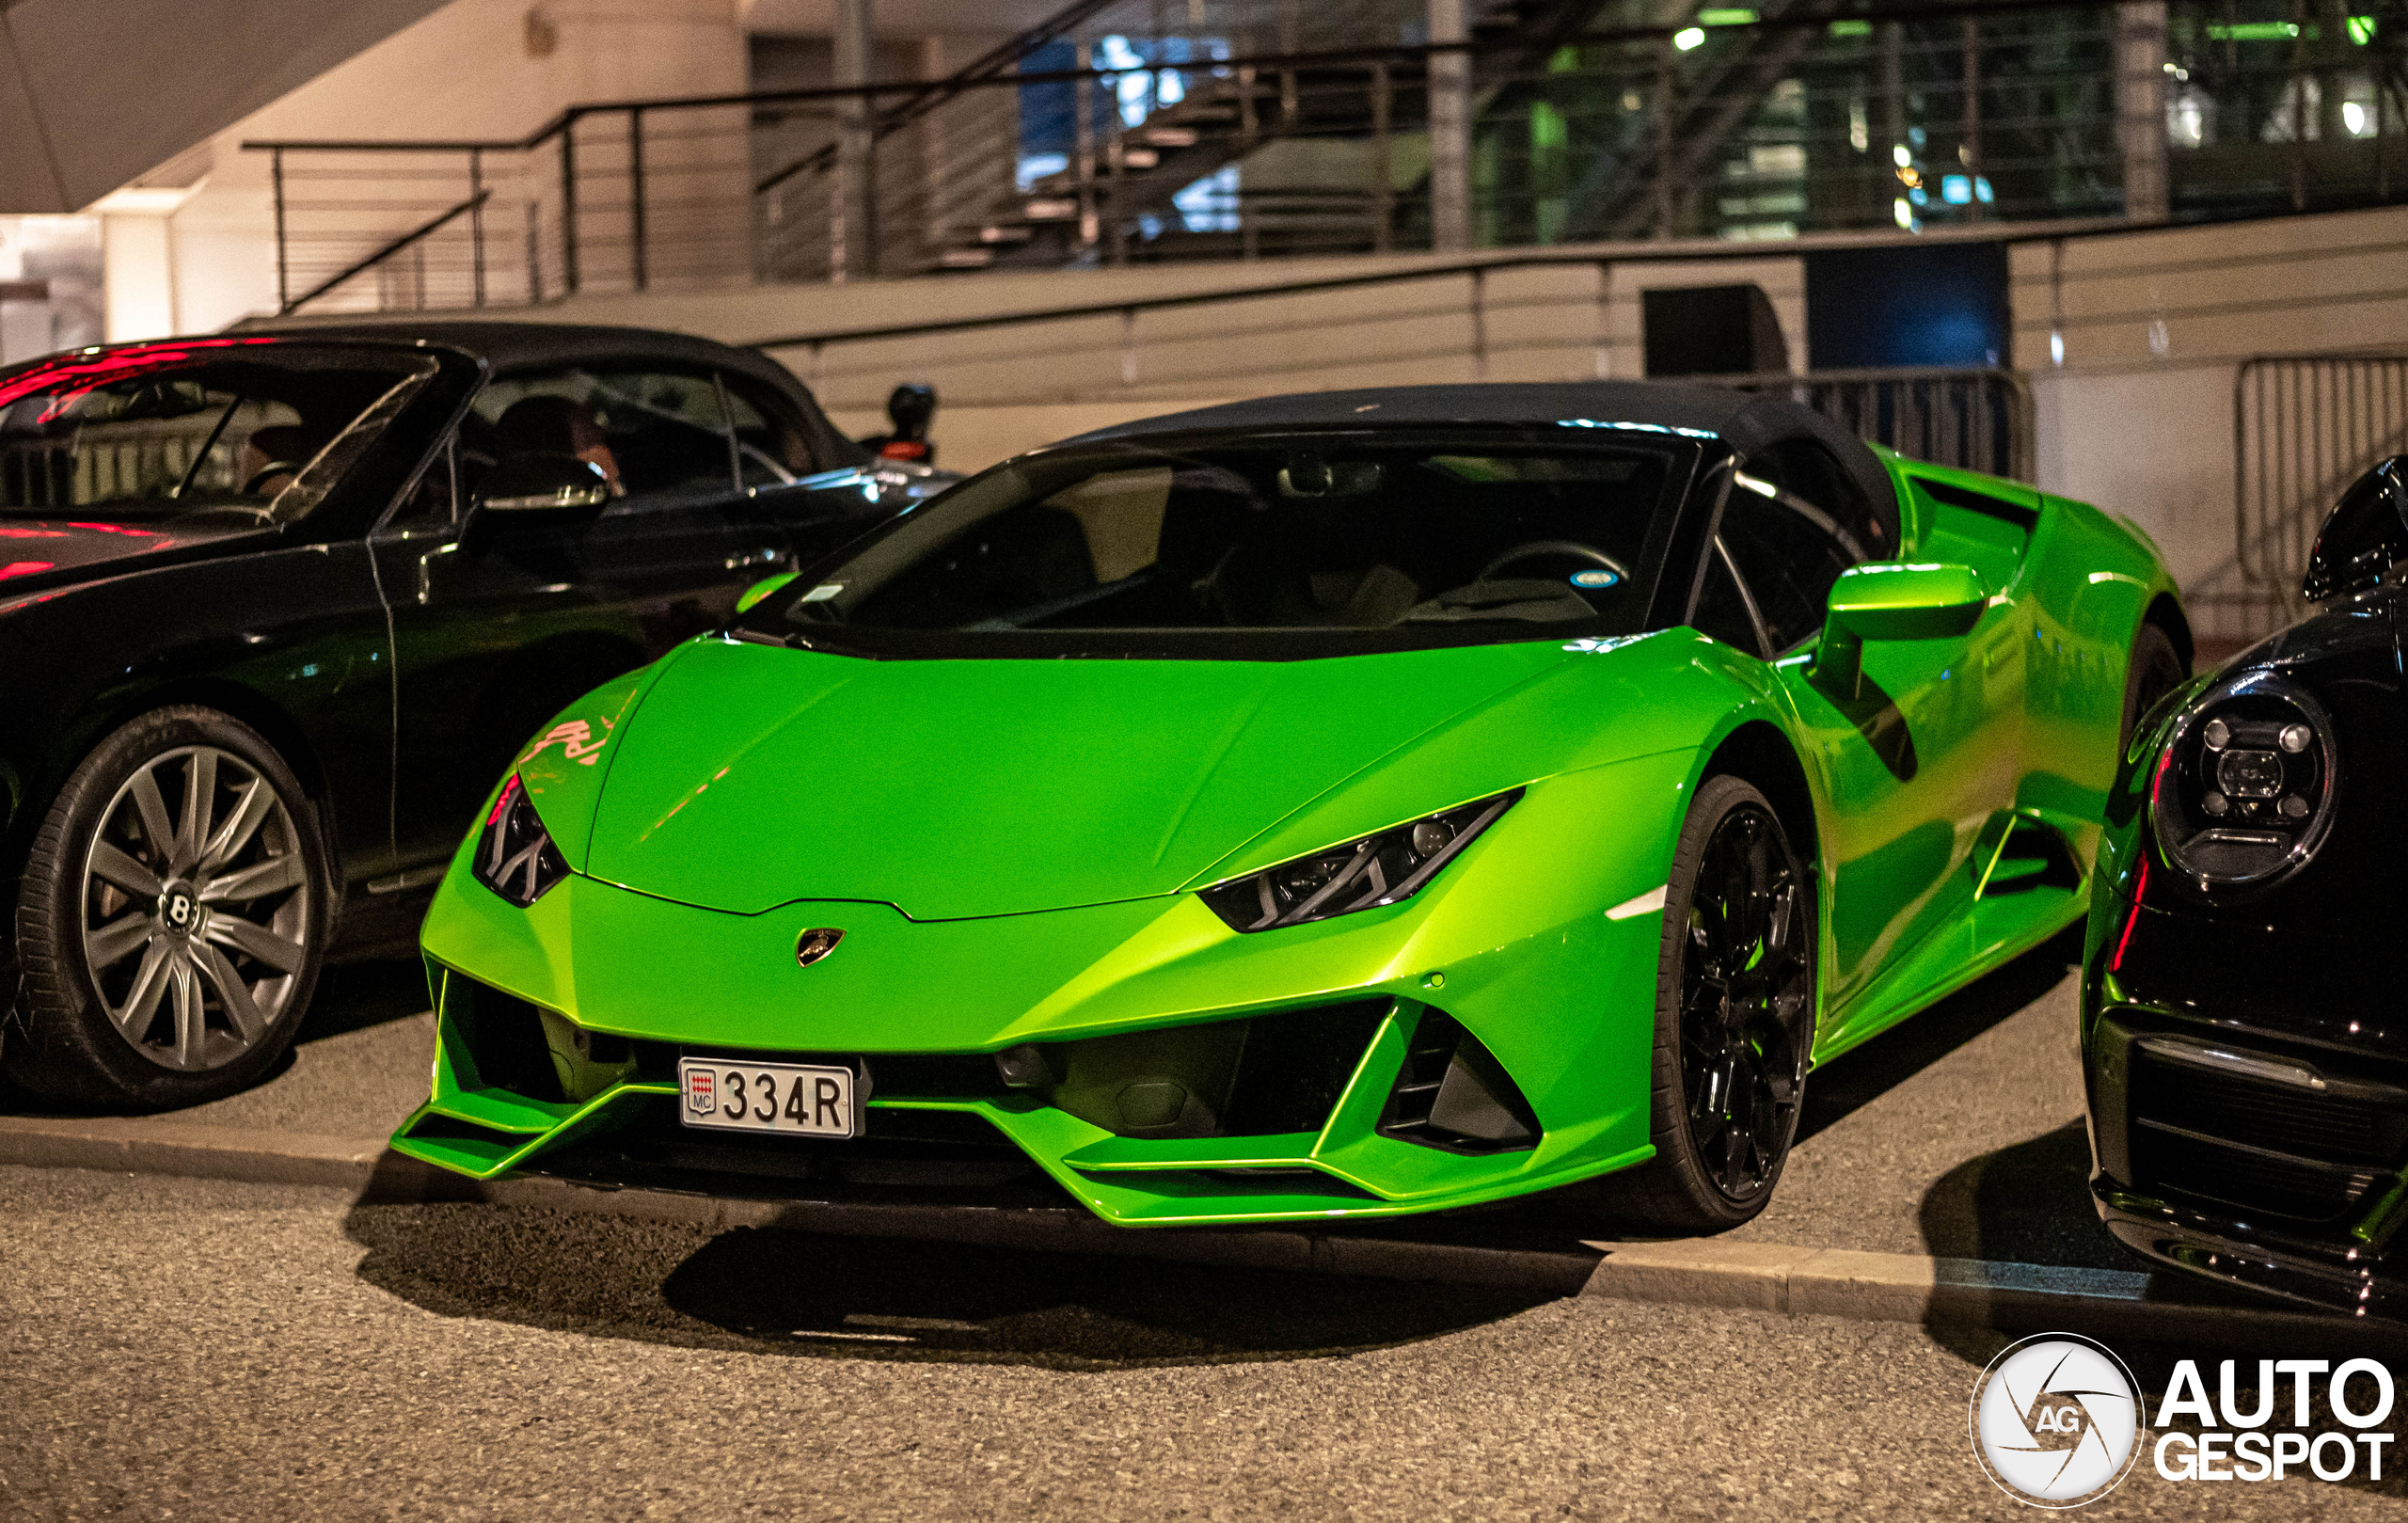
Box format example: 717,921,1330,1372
852,0,1617,275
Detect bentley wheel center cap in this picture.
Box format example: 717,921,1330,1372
159,883,205,938
795,928,844,966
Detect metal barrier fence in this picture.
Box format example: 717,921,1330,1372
2226,353,2408,625
246,0,2408,315
1717,366,2033,482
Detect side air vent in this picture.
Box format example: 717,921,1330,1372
1379,1009,1540,1154
1979,816,2083,896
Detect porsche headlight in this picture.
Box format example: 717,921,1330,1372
474,776,569,906
2148,672,2337,894
1200,791,1520,933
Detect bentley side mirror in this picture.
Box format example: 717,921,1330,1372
1813,562,1989,699
461,452,610,552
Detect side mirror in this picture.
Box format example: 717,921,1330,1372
1813,562,1989,698
463,452,610,549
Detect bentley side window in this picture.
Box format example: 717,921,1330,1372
377,438,456,535
0,352,434,525
469,367,737,509
719,373,819,486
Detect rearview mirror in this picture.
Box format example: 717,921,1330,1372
1813,562,1989,698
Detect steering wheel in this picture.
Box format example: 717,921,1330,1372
1480,539,1630,585
242,462,305,496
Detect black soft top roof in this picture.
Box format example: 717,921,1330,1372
232,319,869,468
1060,381,1899,546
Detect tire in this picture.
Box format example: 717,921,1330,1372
1604,773,1815,1233
2119,621,2189,755
5,706,330,1109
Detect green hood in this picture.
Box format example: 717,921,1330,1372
576,636,1584,919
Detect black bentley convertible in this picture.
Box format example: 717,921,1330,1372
2084,453,2408,1317
0,322,939,1108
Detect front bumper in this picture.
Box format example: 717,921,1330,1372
393,758,1684,1228
2083,899,2408,1318
2091,1180,2401,1318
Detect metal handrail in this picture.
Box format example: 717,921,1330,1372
277,190,490,314
236,0,2155,158
240,0,2391,313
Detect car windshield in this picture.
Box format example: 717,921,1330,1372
0,343,436,527
740,431,1695,658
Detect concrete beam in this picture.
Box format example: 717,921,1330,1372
0,0,452,213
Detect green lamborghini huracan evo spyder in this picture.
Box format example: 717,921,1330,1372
392,382,2187,1232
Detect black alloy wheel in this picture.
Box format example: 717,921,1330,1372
1608,773,1814,1232
5,706,330,1109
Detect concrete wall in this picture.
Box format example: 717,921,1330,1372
101,0,756,339
2013,202,2408,634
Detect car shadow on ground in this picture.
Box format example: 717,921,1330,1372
1917,1120,2122,1270
342,1199,1559,1370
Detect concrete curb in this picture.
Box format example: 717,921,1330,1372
1,1114,2384,1349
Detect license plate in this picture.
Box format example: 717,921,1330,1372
677,1058,859,1138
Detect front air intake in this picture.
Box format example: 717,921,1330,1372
1378,1009,1540,1154
1006,999,1390,1140
444,976,566,1103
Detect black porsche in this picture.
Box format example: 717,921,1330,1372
0,322,938,1108
2084,453,2408,1318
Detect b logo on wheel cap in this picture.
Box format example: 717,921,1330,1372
162,891,197,932
794,928,844,966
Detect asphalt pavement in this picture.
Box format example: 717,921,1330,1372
9,930,2408,1519
5,1164,2402,1523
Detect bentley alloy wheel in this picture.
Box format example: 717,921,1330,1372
80,745,312,1071
8,707,329,1107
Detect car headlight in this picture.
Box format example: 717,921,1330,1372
474,776,569,906
2148,672,2337,894
1200,791,1520,932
